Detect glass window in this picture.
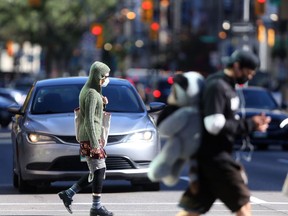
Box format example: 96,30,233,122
31,83,144,114
31,85,82,114
103,85,144,113
239,89,278,110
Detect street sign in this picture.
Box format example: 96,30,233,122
231,22,255,33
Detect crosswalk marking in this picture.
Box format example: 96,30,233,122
0,132,11,144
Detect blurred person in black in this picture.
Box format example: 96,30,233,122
177,49,271,216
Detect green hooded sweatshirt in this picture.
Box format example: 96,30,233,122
78,61,110,149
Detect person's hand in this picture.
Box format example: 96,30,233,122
251,113,271,132
90,147,106,159
102,96,108,105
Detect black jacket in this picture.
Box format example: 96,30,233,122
198,71,255,159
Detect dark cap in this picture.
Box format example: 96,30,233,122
226,49,260,70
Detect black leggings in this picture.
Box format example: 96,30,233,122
77,168,106,194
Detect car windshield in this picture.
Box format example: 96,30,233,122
30,83,144,114
238,89,278,110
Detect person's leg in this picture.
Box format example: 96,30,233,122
58,173,91,214
208,159,251,215
236,202,252,216
90,168,113,216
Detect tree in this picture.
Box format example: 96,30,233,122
0,0,117,77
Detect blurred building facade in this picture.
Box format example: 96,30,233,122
0,0,288,103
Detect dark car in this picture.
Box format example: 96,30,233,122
236,86,288,150
0,96,14,128
8,76,165,192
151,76,173,103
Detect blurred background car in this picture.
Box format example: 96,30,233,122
150,75,173,103
236,86,288,151
8,76,36,94
0,96,14,128
8,76,165,192
0,87,27,106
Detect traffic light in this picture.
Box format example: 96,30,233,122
6,40,13,57
149,22,159,40
267,28,275,47
255,0,266,16
90,23,103,49
141,0,153,23
28,0,41,8
257,24,266,43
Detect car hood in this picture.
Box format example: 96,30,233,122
26,112,153,136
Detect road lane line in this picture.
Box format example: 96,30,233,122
250,196,267,204
0,201,288,205
0,132,10,138
0,139,11,144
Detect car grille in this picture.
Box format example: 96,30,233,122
26,156,138,171
57,135,126,144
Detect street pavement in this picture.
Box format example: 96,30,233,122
0,191,288,216
1,128,288,216
0,129,11,145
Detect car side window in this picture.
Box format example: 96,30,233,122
241,89,278,109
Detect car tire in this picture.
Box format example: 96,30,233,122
282,145,288,151
17,173,36,193
142,182,160,191
257,144,268,150
131,180,160,191
13,172,19,188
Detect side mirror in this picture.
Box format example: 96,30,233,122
7,104,24,115
148,102,166,113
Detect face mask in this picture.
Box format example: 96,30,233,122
236,76,249,84
101,78,110,87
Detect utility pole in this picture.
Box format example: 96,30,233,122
242,0,252,51
243,0,250,22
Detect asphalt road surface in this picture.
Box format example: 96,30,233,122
1,128,288,216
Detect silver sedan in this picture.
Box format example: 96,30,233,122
8,77,165,192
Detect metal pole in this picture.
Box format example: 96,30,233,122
243,0,250,22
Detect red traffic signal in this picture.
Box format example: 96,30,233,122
149,22,159,40
150,22,160,31
141,0,153,23
91,24,103,36
255,0,266,16
142,0,153,10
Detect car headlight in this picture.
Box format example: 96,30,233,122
27,133,57,144
126,131,154,142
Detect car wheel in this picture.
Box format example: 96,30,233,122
257,144,268,150
131,180,160,191
17,173,36,193
142,182,160,191
13,172,19,188
282,145,288,151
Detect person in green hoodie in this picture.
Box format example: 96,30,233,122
58,61,113,216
